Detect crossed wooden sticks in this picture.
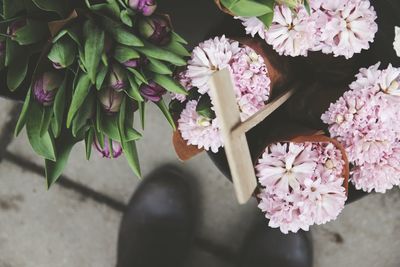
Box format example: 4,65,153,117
209,69,297,204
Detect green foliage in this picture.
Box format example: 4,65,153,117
1,0,189,187
196,94,216,120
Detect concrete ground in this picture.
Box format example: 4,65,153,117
0,97,399,267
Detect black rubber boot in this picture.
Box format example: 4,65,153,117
116,165,197,267
238,222,313,267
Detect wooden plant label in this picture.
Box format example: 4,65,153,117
208,69,296,204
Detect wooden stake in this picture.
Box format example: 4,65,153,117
232,87,297,135
209,69,256,204
209,69,297,204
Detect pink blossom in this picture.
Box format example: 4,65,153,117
258,190,311,234
265,5,316,57
318,0,378,59
351,145,400,193
257,143,317,192
178,100,223,153
302,178,347,225
171,70,192,102
349,62,381,90
256,141,347,233
186,36,240,94
179,37,272,153
378,64,400,96
236,17,266,40
322,64,400,193
237,0,378,59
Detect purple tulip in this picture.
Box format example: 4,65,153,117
98,87,123,113
94,138,123,159
138,16,172,46
129,0,157,16
123,57,148,69
140,81,166,102
7,19,26,39
106,64,128,92
33,72,63,106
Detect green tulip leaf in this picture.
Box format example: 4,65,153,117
95,102,103,133
164,35,190,57
128,68,148,84
114,45,140,63
40,106,53,137
96,64,108,90
123,140,141,178
14,19,49,45
52,77,67,138
135,41,186,66
101,16,143,47
102,114,120,141
172,32,188,45
14,88,32,136
84,19,105,84
120,9,133,27
138,101,145,130
7,50,29,91
53,24,81,47
85,0,120,18
126,73,144,102
48,36,77,69
26,102,56,161
3,0,24,19
147,57,173,75
72,92,95,137
126,127,142,142
118,96,127,144
222,0,273,17
85,127,94,160
32,0,70,17
153,74,187,95
258,12,274,28
113,27,144,47
67,73,92,128
45,132,79,188
156,98,176,130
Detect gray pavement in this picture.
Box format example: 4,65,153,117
1,97,400,267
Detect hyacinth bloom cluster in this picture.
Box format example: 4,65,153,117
322,63,400,193
238,0,378,58
256,142,347,234
177,36,271,152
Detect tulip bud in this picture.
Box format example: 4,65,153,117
106,64,128,92
33,71,63,106
138,16,172,46
140,81,166,102
7,19,26,39
94,137,123,159
48,37,77,70
98,87,123,113
129,0,157,16
123,57,148,68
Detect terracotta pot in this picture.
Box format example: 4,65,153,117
173,36,293,161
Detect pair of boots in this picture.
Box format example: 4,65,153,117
116,166,313,267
